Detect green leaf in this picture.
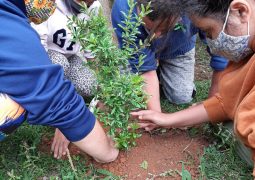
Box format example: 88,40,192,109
67,0,149,150
97,169,114,176
181,163,192,180
140,160,148,170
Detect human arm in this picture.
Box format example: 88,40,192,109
142,71,161,112
131,103,209,131
51,119,119,162
1,1,118,162
112,0,160,112
133,91,231,131
51,129,70,159
73,119,118,163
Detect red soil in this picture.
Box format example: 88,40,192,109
40,129,208,179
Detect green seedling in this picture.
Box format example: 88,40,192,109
68,0,151,150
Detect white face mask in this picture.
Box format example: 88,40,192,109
207,9,253,62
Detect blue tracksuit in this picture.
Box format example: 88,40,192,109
111,0,228,73
0,0,95,142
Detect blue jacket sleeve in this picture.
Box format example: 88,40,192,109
111,0,157,73
198,30,228,71
0,0,95,142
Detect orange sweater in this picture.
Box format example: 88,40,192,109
203,50,255,167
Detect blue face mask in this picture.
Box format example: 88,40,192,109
207,9,253,62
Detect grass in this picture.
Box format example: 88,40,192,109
0,34,253,180
0,124,120,179
2,80,252,179
199,146,252,180
159,38,253,179
161,80,253,179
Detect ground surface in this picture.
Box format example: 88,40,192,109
82,2,213,178
96,130,208,179
89,2,211,178
40,128,208,179
93,40,211,179
2,1,252,179
38,40,212,179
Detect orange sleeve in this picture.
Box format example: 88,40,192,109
203,94,228,123
235,90,255,175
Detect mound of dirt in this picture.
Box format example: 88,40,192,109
40,130,208,179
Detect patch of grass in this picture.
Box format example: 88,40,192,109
195,38,212,81
0,123,120,179
161,80,210,113
200,123,253,179
160,80,253,179
199,146,253,180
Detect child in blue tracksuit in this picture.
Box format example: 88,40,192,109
112,0,228,113
0,0,118,162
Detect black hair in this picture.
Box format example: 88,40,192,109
63,0,96,15
63,0,81,15
137,0,182,21
182,0,233,21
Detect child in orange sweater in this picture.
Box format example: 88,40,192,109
132,0,255,176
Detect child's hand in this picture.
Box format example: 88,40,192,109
131,110,168,131
51,128,70,159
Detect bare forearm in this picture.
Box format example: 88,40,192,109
73,120,119,163
142,70,161,112
162,104,209,128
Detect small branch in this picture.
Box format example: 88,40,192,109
182,139,194,153
67,148,78,179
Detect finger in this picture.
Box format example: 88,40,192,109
138,122,155,129
138,114,151,121
138,119,152,123
138,122,150,128
54,141,60,159
145,125,157,131
145,127,152,131
62,142,69,156
130,110,148,116
130,112,140,116
58,142,63,159
51,138,56,153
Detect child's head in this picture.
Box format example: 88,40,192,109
182,0,255,61
137,0,182,38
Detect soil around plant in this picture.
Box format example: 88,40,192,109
40,129,208,179
38,5,212,177
95,129,208,179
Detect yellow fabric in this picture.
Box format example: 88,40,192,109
203,52,255,173
24,0,56,24
0,94,25,126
